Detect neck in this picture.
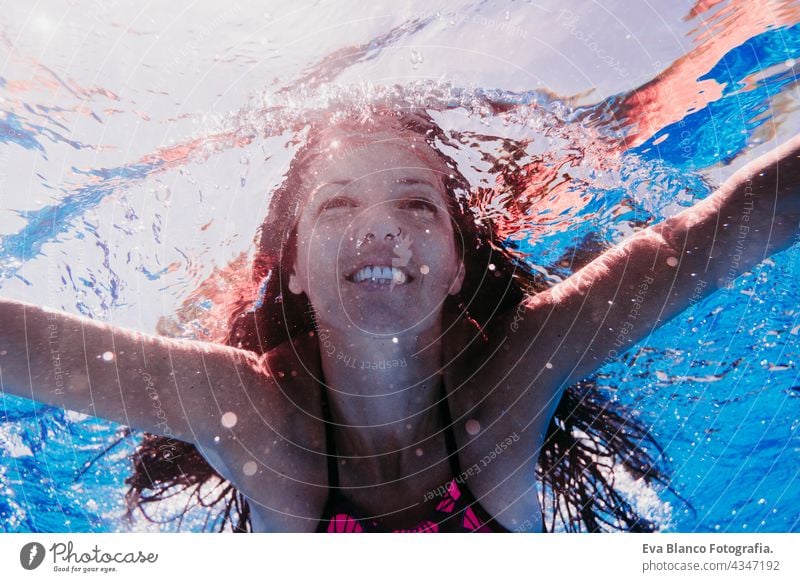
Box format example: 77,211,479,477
317,320,446,480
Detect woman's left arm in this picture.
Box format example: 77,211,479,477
511,135,800,387
449,138,797,521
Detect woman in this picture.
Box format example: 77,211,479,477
130,110,669,534
1,108,798,533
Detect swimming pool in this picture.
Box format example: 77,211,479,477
0,0,798,532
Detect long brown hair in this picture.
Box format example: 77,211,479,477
125,109,672,532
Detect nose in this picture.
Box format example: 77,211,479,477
354,207,403,246
383,227,402,241
356,227,403,248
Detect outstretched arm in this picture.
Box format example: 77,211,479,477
451,137,800,498
0,298,262,444
525,135,800,385
0,298,330,531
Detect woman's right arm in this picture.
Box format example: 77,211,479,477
0,297,263,445
0,298,329,530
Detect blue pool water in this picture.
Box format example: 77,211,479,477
0,1,799,532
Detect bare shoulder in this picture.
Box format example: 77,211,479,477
208,333,325,450
442,309,548,530
442,303,559,413
192,335,328,531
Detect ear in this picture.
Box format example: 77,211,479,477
288,269,304,295
448,260,465,296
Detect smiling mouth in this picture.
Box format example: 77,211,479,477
345,265,415,285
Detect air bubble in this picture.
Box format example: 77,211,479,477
221,412,238,428
465,419,481,436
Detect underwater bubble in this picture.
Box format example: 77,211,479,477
221,412,238,428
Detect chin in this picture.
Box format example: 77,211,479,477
351,306,444,337
314,305,436,337
309,281,447,334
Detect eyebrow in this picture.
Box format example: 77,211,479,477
311,180,352,198
312,176,439,200
395,177,440,190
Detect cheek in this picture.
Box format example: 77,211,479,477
297,225,344,280
314,224,350,259
415,226,459,269
408,252,458,295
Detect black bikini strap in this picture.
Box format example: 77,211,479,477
438,381,463,477
315,387,341,532
320,386,339,489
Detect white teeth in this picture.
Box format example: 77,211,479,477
352,265,409,284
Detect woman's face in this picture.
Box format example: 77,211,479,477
288,133,465,336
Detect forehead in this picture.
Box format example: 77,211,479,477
305,129,449,191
